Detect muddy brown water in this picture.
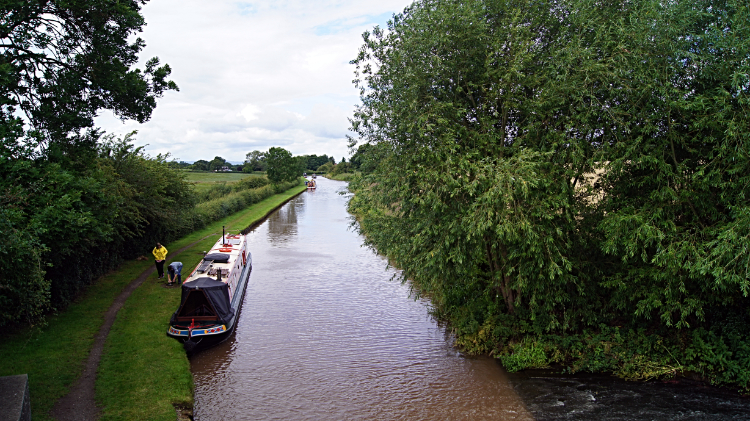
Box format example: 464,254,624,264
190,177,750,420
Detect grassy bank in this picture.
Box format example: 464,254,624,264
97,184,306,420
0,184,306,421
325,172,357,181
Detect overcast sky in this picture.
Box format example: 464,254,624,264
94,0,412,163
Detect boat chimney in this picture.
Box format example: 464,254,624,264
222,225,225,245
217,269,222,282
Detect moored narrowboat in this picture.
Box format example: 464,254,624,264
167,229,252,354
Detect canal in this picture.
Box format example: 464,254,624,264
190,177,750,420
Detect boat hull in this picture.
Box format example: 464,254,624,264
167,234,253,355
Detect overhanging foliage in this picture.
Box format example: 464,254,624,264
348,0,750,387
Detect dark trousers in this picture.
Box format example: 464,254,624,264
155,260,165,277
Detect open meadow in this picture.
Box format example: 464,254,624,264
184,171,264,193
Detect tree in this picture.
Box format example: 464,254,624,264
294,155,307,175
295,154,331,171
265,147,298,182
1,0,178,153
191,160,209,171
349,143,384,173
316,161,334,173
348,0,750,367
244,150,267,172
331,160,351,176
0,0,178,325
168,160,191,169
208,156,227,171
350,0,577,325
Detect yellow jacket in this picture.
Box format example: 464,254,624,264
152,246,168,261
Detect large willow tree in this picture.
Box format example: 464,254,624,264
349,0,750,375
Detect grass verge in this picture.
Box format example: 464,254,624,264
325,172,357,181
0,184,306,421
0,260,152,421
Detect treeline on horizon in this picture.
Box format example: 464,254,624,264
348,0,750,389
166,150,364,176
241,149,366,175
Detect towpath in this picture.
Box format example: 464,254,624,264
51,236,214,421
50,187,306,420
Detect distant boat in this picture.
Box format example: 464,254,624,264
167,229,252,354
306,179,317,189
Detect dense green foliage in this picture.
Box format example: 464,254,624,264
0,129,298,326
245,150,338,175
349,0,750,389
0,186,305,421
189,156,239,171
299,154,335,171
266,146,299,182
244,150,268,172
0,0,303,326
0,0,179,324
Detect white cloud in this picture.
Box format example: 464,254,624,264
94,0,411,162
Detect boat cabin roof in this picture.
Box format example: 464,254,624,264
184,235,246,284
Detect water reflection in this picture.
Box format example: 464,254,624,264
190,177,750,420
265,199,299,244
191,177,532,420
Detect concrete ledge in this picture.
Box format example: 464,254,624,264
0,374,30,421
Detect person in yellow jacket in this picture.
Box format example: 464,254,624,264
152,243,168,279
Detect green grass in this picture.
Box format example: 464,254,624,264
0,184,306,421
184,171,261,183
96,184,307,420
185,172,264,193
326,172,358,181
0,260,152,421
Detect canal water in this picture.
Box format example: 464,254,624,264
190,177,750,420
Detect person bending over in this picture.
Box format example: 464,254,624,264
167,261,183,285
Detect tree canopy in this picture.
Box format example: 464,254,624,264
244,150,267,172
1,0,178,154
0,0,179,325
348,0,750,388
265,147,298,182
208,156,229,171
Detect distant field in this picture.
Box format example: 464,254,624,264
183,172,264,193
184,172,262,183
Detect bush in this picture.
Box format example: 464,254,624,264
192,180,299,227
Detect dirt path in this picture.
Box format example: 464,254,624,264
51,236,215,421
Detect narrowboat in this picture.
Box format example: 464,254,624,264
167,229,252,354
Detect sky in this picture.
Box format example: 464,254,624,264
94,0,413,163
